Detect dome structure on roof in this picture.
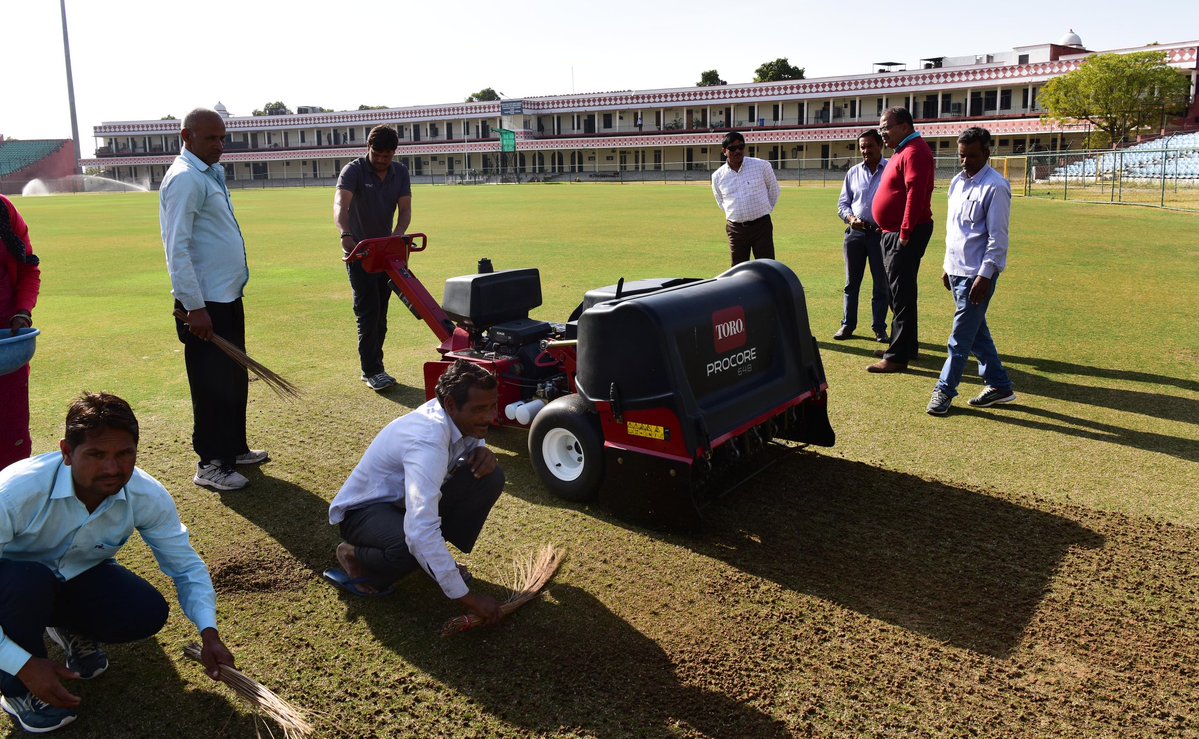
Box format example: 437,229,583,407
1058,29,1084,48
214,102,230,117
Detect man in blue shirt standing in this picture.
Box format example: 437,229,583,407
927,127,1017,416
161,108,268,491
0,393,235,733
334,125,412,392
834,129,891,343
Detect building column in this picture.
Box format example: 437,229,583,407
965,88,972,116
937,91,943,119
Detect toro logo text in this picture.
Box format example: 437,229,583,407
711,306,747,354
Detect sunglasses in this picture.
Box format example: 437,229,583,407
725,144,745,152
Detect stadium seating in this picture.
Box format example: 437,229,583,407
0,140,68,177
1047,131,1199,182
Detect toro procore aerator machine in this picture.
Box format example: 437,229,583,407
345,234,835,528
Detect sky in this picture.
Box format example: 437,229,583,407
3,0,1197,152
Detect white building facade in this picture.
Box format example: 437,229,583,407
82,35,1199,187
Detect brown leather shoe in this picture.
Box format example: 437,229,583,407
867,359,907,373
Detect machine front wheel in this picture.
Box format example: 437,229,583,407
528,395,604,502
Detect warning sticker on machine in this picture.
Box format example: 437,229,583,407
627,422,666,440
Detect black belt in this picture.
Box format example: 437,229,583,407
728,214,771,226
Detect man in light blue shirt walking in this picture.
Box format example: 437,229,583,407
927,127,1017,416
161,108,267,491
0,393,235,733
834,129,891,343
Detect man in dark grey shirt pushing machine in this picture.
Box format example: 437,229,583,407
334,125,413,391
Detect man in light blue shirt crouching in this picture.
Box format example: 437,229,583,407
0,393,235,733
927,127,1017,416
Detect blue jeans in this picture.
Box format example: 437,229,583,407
935,274,1012,398
841,229,890,334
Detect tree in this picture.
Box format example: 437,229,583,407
252,101,293,116
465,87,501,102
160,114,177,120
697,70,727,87
753,58,805,83
357,104,389,110
1040,51,1190,147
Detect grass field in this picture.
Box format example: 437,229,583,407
4,184,1198,737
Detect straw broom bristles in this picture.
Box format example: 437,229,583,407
183,644,315,738
440,543,565,637
173,309,301,400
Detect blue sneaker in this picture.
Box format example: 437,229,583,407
968,386,1017,408
927,389,953,416
46,627,108,680
1,693,77,733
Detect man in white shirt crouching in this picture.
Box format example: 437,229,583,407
326,360,503,625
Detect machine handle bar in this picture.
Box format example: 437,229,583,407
342,233,428,263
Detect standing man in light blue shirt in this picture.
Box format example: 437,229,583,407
834,129,891,343
927,127,1016,416
0,393,235,734
161,108,267,492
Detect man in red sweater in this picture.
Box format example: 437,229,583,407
869,107,935,372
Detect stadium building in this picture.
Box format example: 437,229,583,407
0,137,76,195
82,32,1198,188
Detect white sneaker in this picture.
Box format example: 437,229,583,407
194,462,249,491
234,449,269,465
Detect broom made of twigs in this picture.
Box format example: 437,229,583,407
173,309,301,400
183,643,316,738
440,543,566,637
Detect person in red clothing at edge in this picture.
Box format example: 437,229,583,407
869,107,935,373
0,195,41,470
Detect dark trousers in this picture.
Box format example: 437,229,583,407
725,215,775,266
881,221,934,363
0,560,168,698
0,364,30,472
174,299,249,465
338,466,505,590
346,261,392,376
841,229,890,334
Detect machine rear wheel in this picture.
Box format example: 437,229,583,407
529,395,604,502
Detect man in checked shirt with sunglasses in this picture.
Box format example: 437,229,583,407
711,132,781,266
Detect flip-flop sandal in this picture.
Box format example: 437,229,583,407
457,563,473,586
322,568,394,598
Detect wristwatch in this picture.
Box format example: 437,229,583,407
340,232,353,238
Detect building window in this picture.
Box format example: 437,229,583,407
603,113,613,128
984,91,997,111
349,128,355,142
1000,89,1012,110
772,104,781,122
1018,54,1029,65
747,105,757,124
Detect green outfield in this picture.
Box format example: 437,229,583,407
5,185,1198,737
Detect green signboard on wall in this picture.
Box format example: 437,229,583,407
495,127,516,153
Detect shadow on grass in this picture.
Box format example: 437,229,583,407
821,341,1199,460
346,583,790,738
216,469,340,573
697,454,1103,658
962,404,1199,463
218,468,786,736
508,453,1103,659
40,636,255,737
